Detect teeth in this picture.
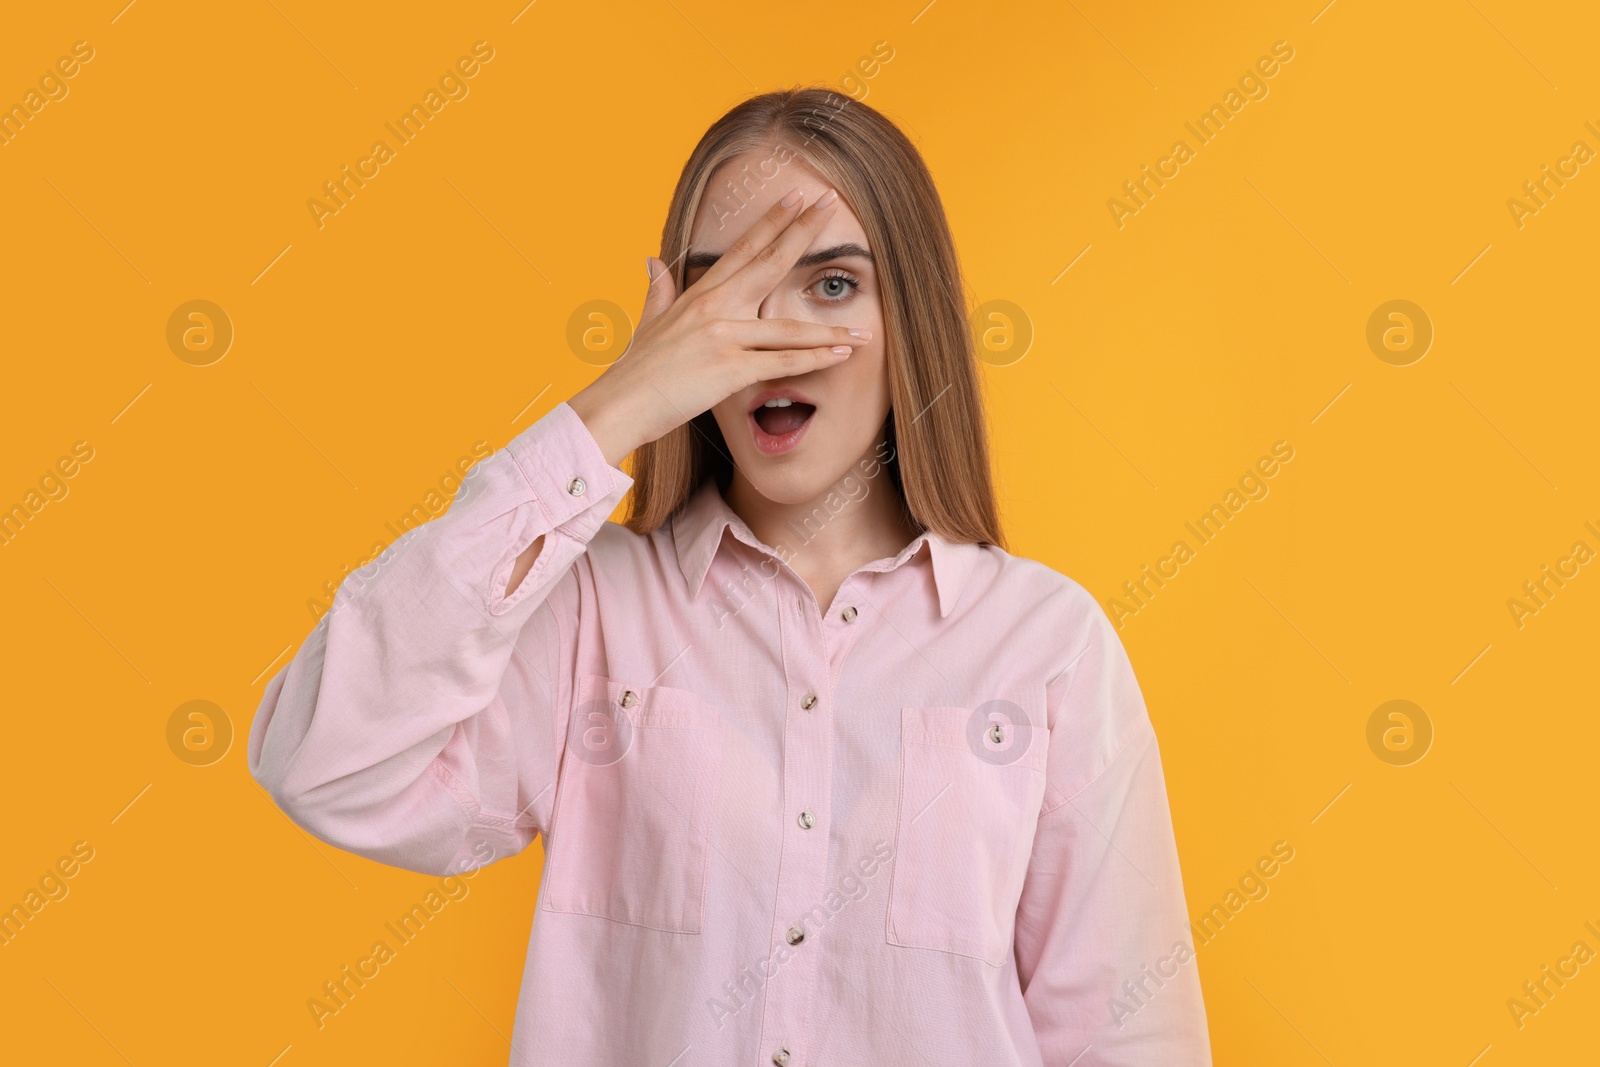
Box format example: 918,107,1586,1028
762,398,794,408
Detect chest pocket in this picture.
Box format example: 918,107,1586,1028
541,674,723,934
886,704,1048,966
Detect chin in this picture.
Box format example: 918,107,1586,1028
734,460,845,507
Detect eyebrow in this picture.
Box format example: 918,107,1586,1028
683,242,874,272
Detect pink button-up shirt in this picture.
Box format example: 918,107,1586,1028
249,401,1211,1066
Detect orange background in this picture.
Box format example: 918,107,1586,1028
2,1,1597,1064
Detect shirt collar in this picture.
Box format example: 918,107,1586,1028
669,478,978,618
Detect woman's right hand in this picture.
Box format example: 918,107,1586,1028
567,187,873,468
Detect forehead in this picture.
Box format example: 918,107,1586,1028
688,145,870,256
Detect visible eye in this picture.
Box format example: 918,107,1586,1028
811,270,860,303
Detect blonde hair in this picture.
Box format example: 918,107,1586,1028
623,87,1003,549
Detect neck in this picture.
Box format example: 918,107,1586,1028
723,442,919,609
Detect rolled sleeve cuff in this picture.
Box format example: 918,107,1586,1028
505,401,635,541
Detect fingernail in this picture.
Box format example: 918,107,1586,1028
779,188,802,207
831,345,852,354
848,329,871,340
815,188,839,209
645,256,656,279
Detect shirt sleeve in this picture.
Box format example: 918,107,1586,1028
1013,603,1212,1065
247,401,632,878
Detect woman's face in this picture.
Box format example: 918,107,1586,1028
685,147,889,507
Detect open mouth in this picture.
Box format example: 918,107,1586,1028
749,395,817,455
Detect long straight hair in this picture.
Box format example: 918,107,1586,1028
623,87,1004,549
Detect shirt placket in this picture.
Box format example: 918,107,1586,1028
752,571,869,1067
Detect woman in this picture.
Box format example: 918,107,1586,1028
250,88,1211,1065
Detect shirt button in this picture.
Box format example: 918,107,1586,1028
567,477,587,496
797,810,815,829
619,690,639,708
988,722,1005,744
801,693,818,711
786,925,805,945
772,1050,791,1066
840,605,857,623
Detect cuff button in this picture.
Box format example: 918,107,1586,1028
567,477,587,497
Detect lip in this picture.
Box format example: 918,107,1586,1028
747,389,818,456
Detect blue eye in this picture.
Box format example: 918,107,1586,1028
814,272,860,302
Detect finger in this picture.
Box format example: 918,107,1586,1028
725,318,871,351
695,187,807,290
639,255,678,327
722,189,841,306
739,344,856,385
